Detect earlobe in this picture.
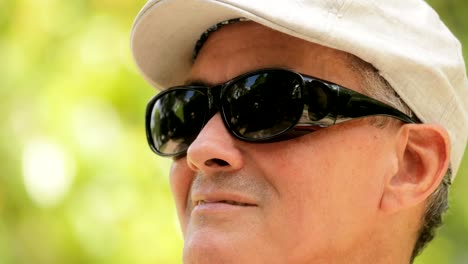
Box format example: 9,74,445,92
380,124,450,214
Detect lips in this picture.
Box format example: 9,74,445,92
195,199,256,207
191,191,258,210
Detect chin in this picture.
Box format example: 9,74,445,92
182,226,276,264
183,229,290,264
183,233,241,264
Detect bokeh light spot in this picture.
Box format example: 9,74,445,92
71,100,122,156
22,139,75,207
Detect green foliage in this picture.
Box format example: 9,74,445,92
0,0,466,263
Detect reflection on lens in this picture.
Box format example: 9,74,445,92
151,89,207,155
223,70,303,140
305,81,332,121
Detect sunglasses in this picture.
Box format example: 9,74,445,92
146,68,418,157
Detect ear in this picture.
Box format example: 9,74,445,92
380,124,450,214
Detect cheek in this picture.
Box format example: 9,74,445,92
249,127,392,252
169,159,194,232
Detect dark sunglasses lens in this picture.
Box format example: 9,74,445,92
223,71,303,140
149,89,207,155
305,80,334,122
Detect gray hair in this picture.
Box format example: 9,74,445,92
348,54,452,263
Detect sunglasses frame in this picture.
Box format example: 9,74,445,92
145,68,419,157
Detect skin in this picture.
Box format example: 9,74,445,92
168,22,450,263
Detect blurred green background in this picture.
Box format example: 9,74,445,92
0,0,466,263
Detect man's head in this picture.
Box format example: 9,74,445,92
131,1,467,263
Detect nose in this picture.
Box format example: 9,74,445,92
186,113,244,174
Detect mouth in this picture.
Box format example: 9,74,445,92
195,200,256,207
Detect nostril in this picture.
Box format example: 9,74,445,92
205,158,230,167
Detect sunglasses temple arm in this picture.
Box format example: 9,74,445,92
335,88,418,124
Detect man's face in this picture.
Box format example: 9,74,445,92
169,22,400,263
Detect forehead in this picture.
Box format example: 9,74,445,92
189,21,363,92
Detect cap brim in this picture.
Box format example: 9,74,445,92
130,0,336,89
131,0,249,89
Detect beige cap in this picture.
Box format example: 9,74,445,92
130,0,468,179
